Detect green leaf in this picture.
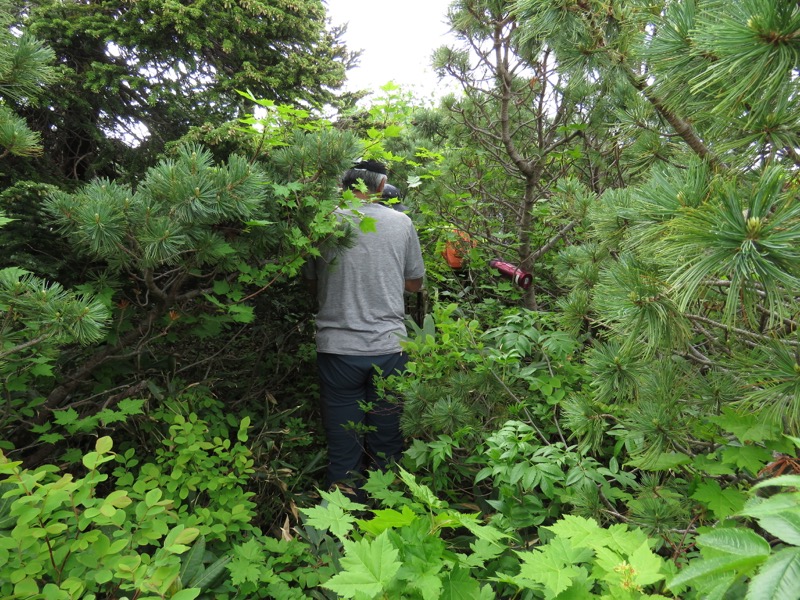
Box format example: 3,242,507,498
666,528,772,592
358,506,417,536
628,541,667,587
628,451,691,470
187,554,231,590
323,531,402,598
746,547,800,600
516,543,583,596
299,502,357,541
709,409,781,443
691,480,747,519
406,573,442,600
440,566,482,599
698,528,772,557
117,398,146,415
171,590,201,600
740,493,799,519
165,525,200,553
721,445,773,475
180,535,206,586
29,362,54,377
756,510,800,546
228,556,265,586
544,515,602,548
668,554,767,591
95,436,113,454
358,216,377,234
53,408,79,426
397,468,445,509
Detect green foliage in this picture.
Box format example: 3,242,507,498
301,468,503,600
0,19,56,160
0,436,204,599
668,476,800,599
8,0,356,182
0,398,330,599
506,515,671,598
0,265,110,437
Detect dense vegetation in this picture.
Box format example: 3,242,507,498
2,0,799,598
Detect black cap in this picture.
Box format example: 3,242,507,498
352,160,387,175
381,183,401,199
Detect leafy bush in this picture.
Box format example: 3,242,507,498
0,400,329,599
667,475,800,599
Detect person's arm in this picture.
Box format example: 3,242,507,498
405,278,423,293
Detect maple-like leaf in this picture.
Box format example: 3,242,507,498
516,543,583,597
629,540,667,587
440,566,482,599
323,531,401,598
691,480,746,519
299,501,357,541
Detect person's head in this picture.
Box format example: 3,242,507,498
341,160,387,195
380,183,410,213
381,183,401,200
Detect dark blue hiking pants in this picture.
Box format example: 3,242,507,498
316,352,407,486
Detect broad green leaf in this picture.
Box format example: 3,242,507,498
709,410,781,443
358,506,417,535
187,554,231,590
29,362,54,377
629,541,667,587
404,573,442,600
668,555,768,590
171,590,201,600
14,578,38,597
451,512,509,546
516,545,582,596
544,515,602,548
601,523,651,555
180,535,206,585
691,480,747,519
323,531,401,598
164,525,200,551
359,216,377,233
697,528,771,557
693,574,738,600
740,493,800,518
746,547,800,600
320,486,368,512
228,556,266,586
300,503,355,539
440,566,482,599
628,451,691,470
756,511,800,546
397,468,445,509
721,445,773,475
145,488,163,507
95,436,113,454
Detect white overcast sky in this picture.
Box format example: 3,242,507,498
324,0,458,103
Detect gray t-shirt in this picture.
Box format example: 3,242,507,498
304,203,425,355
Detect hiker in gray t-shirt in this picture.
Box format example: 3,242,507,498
303,160,425,496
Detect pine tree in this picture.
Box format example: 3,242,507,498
509,0,800,441
1,11,109,441
4,0,359,183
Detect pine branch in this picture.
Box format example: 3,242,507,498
686,313,800,347
626,71,723,170
0,334,52,361
529,219,579,262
